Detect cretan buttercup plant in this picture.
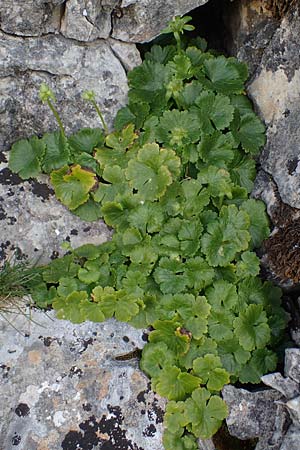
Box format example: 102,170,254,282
8,16,289,449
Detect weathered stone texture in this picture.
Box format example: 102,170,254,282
0,0,64,36
229,1,300,211
111,0,209,42
224,0,279,77
61,0,119,41
226,1,300,289
222,384,290,450
0,311,165,450
0,164,112,263
0,31,131,152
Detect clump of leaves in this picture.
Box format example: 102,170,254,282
0,254,40,315
8,15,289,450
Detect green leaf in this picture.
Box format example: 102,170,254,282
236,251,260,279
156,218,203,258
229,153,256,193
154,257,188,294
181,180,210,218
208,309,235,342
106,123,138,152
42,254,79,283
231,112,265,154
128,202,166,235
156,110,200,148
101,202,126,231
193,91,234,131
57,277,84,297
140,342,176,378
164,401,189,434
122,227,143,246
113,107,135,131
73,243,113,260
197,131,235,167
42,131,70,173
240,199,270,248
163,430,198,450
217,337,251,377
177,80,203,108
197,166,233,199
144,45,176,65
180,337,218,370
233,304,271,351
154,365,201,401
95,124,138,169
114,102,150,131
184,388,228,439
30,283,57,308
168,54,193,80
239,348,277,384
126,143,180,201
94,165,128,205
73,152,100,173
193,354,230,391
178,295,211,339
50,165,97,210
162,15,195,37
201,205,250,267
78,266,100,284
68,128,104,155
53,291,88,323
203,56,248,94
92,286,139,322
230,95,254,116
128,60,171,111
9,136,45,179
128,243,158,271
80,301,106,323
149,318,191,356
129,293,159,328
185,256,215,291
73,199,102,222
206,280,238,311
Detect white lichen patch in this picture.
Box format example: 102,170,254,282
249,68,300,125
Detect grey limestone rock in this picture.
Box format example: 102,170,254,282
198,439,216,450
111,0,210,42
46,0,210,44
61,0,119,41
261,372,300,400
0,164,112,263
224,0,279,78
0,0,64,36
226,1,300,288
222,384,290,450
0,310,165,450
280,425,300,450
0,31,130,152
284,349,300,384
246,3,300,210
109,38,142,71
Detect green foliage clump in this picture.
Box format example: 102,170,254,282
8,16,289,449
0,254,39,316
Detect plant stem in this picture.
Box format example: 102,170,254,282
174,32,182,54
47,99,66,137
91,99,108,134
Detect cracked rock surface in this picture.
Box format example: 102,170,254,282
226,1,300,289
0,310,165,450
222,349,300,450
228,1,300,210
0,31,132,152
0,161,112,263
